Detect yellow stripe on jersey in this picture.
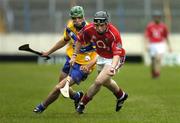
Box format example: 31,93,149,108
63,20,97,65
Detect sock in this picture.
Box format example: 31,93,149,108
155,71,160,77
71,92,81,101
114,89,124,99
81,93,92,105
152,70,160,78
39,103,46,109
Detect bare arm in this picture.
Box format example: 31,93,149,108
80,55,97,73
87,56,97,68
42,38,68,56
107,55,120,76
144,26,150,52
111,55,120,69
144,34,150,52
73,41,82,55
69,41,82,65
166,37,172,52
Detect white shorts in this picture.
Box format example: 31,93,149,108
149,41,166,57
96,55,125,72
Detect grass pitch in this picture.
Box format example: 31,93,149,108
0,62,180,123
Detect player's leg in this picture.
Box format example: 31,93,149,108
68,63,89,108
59,71,68,81
151,56,156,78
60,56,83,105
149,43,159,78
60,67,81,100
85,64,127,112
59,71,79,99
154,42,165,78
149,42,165,78
103,79,128,111
87,64,111,97
76,64,112,113
33,62,89,113
103,79,123,96
33,76,75,113
154,54,161,77
151,51,164,78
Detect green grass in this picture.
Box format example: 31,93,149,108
0,62,180,123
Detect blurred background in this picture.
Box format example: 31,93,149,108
0,0,180,65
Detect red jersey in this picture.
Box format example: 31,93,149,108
77,23,125,59
145,21,168,43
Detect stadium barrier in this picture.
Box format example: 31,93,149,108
0,33,180,65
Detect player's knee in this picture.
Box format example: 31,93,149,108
55,83,63,90
94,79,103,86
71,76,81,84
54,85,60,91
103,81,109,87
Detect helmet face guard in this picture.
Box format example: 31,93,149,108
94,18,107,24
93,11,109,24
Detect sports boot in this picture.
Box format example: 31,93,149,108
76,102,85,114
33,103,45,113
74,91,84,109
116,93,128,112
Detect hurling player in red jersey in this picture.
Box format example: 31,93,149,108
70,11,128,113
145,10,172,78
